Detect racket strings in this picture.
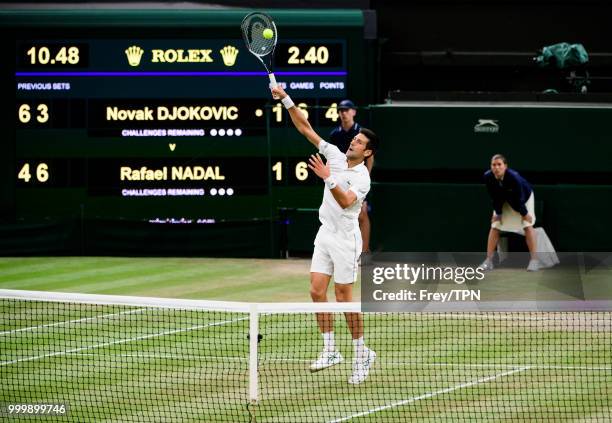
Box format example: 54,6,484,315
241,14,276,57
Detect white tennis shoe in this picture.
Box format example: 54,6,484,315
527,259,540,272
348,348,376,385
310,350,343,372
479,258,494,271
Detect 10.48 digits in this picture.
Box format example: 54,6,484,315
26,46,80,65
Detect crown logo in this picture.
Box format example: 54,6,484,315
125,45,144,67
220,45,239,67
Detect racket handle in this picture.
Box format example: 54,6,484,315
269,73,279,99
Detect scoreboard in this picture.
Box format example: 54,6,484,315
15,39,347,200
2,9,373,254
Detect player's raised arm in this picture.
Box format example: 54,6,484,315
271,85,322,148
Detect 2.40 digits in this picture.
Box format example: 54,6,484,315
287,46,329,65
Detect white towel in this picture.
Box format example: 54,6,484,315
491,193,535,233
534,227,560,268
496,227,559,268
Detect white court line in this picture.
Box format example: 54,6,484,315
371,360,612,371
0,308,147,336
328,366,532,423
73,352,248,362
70,353,612,371
423,313,595,322
0,316,248,366
255,358,611,372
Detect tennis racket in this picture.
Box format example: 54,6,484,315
241,12,279,97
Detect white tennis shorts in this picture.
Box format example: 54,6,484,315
310,226,361,284
492,192,536,232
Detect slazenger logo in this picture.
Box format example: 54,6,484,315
474,119,499,133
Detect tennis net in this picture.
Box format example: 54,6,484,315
1,289,610,422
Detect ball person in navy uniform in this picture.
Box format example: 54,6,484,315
329,100,373,254
272,86,379,384
481,154,539,271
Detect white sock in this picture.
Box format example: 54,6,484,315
353,336,365,359
323,332,335,352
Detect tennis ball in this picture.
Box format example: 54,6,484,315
263,28,274,39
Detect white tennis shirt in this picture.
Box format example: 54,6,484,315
317,140,371,234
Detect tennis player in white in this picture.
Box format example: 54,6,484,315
271,85,379,384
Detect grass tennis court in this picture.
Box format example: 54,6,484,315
1,257,611,421
0,257,316,302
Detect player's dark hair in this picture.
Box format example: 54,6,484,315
360,128,379,156
491,153,507,164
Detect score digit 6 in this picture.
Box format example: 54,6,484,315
18,162,50,183
18,103,49,124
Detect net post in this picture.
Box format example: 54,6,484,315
248,303,259,405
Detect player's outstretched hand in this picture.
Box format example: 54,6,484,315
271,85,287,99
308,154,330,180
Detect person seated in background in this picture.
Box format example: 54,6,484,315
481,154,539,271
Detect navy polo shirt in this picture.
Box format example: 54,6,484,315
484,168,533,216
329,122,361,154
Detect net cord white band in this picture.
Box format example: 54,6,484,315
0,289,361,313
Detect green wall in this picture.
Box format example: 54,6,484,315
369,183,612,252
370,104,612,173
366,103,612,252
